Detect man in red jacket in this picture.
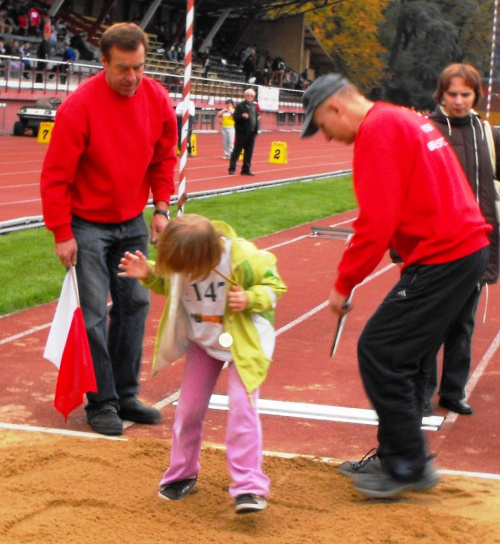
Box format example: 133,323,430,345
41,23,178,436
301,74,491,498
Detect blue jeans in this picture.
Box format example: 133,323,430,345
72,214,150,416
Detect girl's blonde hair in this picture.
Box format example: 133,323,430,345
155,214,222,281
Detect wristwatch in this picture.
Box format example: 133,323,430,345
153,209,170,220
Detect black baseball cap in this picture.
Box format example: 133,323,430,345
301,73,349,138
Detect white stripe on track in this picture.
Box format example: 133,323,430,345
0,322,50,345
0,422,126,440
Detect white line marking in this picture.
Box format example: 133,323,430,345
204,443,500,480
444,328,500,425
275,263,395,337
0,422,127,440
205,394,443,431
0,323,50,345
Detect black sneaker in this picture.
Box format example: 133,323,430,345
158,478,197,501
353,459,439,499
88,405,123,436
234,494,267,514
339,448,381,477
118,397,162,424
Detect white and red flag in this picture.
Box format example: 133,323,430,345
44,266,97,420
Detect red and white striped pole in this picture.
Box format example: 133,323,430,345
486,0,499,121
177,0,194,214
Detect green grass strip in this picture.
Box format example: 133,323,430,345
0,175,355,316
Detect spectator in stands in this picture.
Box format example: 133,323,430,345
243,50,256,83
200,46,211,78
59,44,76,84
54,18,68,43
17,10,28,35
40,22,178,437
19,40,31,78
271,56,286,87
27,5,40,36
1,7,15,34
176,98,196,156
41,11,51,41
241,44,256,64
216,98,235,159
166,41,180,62
70,33,95,61
165,66,183,94
228,88,259,176
35,37,49,83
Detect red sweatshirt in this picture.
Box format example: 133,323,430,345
335,102,491,296
40,71,178,242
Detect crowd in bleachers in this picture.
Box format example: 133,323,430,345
1,1,312,92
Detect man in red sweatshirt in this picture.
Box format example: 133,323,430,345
40,23,178,436
301,74,491,498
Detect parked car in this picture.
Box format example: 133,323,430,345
13,96,62,137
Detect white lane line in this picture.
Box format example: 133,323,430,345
0,198,40,206
0,323,51,345
0,422,127,440
204,394,444,431
275,263,395,337
444,328,500,425
204,444,500,479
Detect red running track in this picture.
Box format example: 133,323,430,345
1,211,500,477
1,132,500,478
0,131,353,223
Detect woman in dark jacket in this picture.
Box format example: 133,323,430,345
424,63,500,416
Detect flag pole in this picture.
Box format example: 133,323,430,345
177,0,194,215
487,0,499,121
68,264,80,308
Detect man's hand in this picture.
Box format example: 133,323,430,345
55,238,77,268
118,250,151,280
150,207,169,245
328,288,352,316
227,285,249,312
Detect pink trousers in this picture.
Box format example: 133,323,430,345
159,342,270,498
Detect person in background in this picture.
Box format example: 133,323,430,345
216,98,235,159
301,73,490,498
59,43,76,84
118,213,287,514
422,63,500,416
175,98,196,156
228,88,259,176
40,23,178,436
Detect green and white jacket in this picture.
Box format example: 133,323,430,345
141,220,287,396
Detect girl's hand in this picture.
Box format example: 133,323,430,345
227,285,248,312
118,251,151,280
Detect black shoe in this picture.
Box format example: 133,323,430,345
353,459,439,499
158,477,197,501
234,493,267,514
438,397,473,415
118,397,162,423
88,405,123,436
339,448,382,477
422,401,433,417
241,171,255,176
228,169,235,175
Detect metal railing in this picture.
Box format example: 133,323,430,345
0,54,305,111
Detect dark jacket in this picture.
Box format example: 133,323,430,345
430,105,499,284
233,99,258,137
